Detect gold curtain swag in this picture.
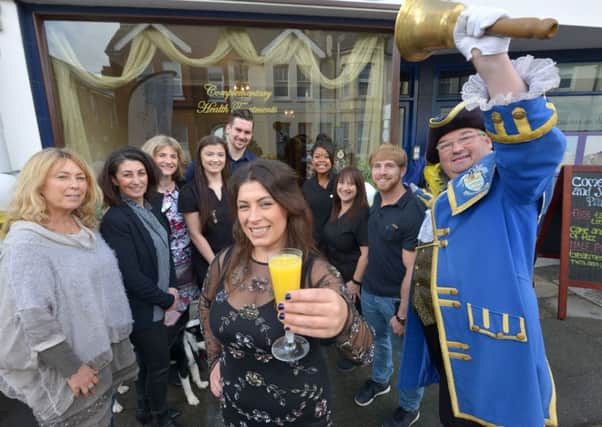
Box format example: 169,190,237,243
49,26,386,162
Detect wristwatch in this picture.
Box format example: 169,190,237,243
395,314,406,326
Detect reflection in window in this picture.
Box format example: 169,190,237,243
551,63,602,93
438,71,470,97
161,61,184,100
273,64,289,98
207,66,225,100
298,122,312,140
550,95,602,132
320,122,333,138
400,71,411,96
358,64,371,98
43,20,392,169
296,66,311,99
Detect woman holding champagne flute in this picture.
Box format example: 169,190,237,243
199,159,374,426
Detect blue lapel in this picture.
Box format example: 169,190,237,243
446,152,496,216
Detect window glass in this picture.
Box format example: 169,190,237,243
43,21,393,171
549,95,602,132
550,63,602,93
437,71,470,98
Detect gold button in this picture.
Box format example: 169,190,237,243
516,333,526,341
415,281,421,287
512,109,526,120
491,112,503,123
496,332,504,338
471,325,480,332
440,240,448,247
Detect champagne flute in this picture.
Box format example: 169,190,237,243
268,248,310,362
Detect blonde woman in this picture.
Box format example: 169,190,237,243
141,135,198,317
142,136,207,405
0,148,137,427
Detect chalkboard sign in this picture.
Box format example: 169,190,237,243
567,170,602,281
537,165,602,319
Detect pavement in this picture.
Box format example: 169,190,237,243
1,259,601,427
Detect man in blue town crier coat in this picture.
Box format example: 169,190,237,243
392,5,565,427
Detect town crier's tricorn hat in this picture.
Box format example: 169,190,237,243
426,101,485,164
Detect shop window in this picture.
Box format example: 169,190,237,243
42,20,393,168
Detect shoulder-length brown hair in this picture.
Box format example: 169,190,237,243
193,135,231,227
98,146,159,207
224,159,317,289
140,134,188,182
1,148,102,236
329,166,369,223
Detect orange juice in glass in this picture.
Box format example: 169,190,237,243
269,251,302,304
268,248,309,361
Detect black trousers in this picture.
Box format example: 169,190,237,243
130,320,170,417
422,324,480,427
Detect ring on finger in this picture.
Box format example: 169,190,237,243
87,383,94,391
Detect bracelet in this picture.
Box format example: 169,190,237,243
395,314,406,326
351,278,361,286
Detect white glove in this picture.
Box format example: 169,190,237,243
453,6,511,61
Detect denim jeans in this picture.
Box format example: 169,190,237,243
361,290,424,411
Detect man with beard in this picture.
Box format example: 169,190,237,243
353,144,425,427
186,109,256,180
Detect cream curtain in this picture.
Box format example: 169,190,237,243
48,26,387,162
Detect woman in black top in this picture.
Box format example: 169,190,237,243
322,166,370,372
179,135,233,283
302,135,336,252
98,147,181,427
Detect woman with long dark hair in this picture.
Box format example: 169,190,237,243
199,159,373,426
323,166,370,372
179,135,233,283
98,147,181,427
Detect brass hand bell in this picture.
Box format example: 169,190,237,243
395,0,559,62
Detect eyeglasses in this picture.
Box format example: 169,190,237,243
436,132,485,154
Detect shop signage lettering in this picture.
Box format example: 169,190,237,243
196,101,278,115
196,101,230,113
204,84,272,101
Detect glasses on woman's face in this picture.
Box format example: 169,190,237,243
436,132,484,154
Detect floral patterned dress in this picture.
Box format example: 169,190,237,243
200,250,374,427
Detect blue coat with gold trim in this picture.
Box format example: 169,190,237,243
398,96,565,427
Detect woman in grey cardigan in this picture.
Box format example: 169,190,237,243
0,148,137,427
